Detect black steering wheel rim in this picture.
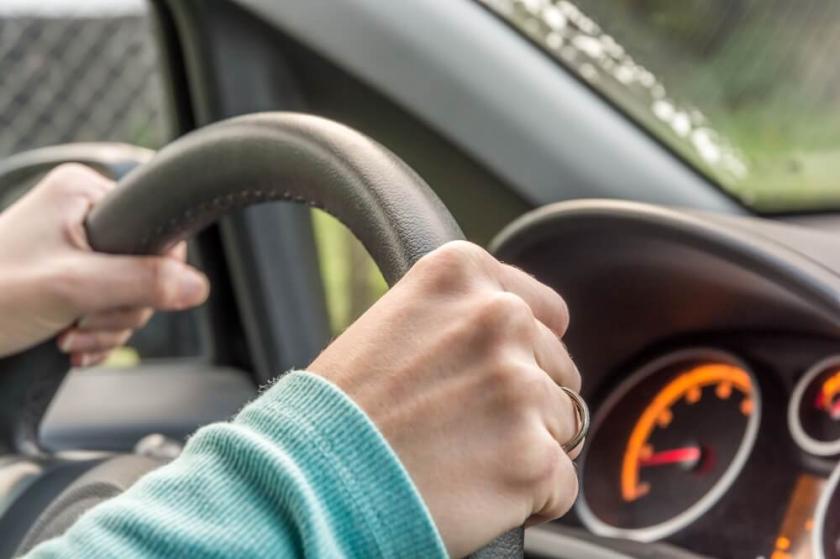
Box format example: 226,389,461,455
0,113,523,558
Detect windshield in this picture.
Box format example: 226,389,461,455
478,0,840,212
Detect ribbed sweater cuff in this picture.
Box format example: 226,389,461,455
235,371,448,558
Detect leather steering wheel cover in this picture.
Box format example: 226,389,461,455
86,112,462,285
5,113,522,558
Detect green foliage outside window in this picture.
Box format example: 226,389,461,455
311,210,387,335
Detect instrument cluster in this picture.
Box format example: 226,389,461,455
574,342,840,559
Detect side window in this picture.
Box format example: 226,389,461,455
0,2,165,155
0,1,204,363
311,211,386,335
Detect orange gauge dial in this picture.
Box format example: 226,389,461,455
621,364,753,503
578,349,761,542
789,357,840,457
817,370,840,419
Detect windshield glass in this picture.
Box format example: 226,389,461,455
478,0,840,212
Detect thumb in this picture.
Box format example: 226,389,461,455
69,254,210,313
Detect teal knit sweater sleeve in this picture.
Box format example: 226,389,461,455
27,371,448,558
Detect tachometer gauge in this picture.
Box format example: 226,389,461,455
577,349,761,541
789,356,840,457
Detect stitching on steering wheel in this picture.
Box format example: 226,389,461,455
137,188,327,252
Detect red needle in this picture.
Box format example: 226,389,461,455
639,446,702,468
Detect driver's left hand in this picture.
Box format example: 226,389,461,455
0,164,210,365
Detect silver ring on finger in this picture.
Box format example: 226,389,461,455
560,386,590,454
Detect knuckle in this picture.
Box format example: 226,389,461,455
43,163,96,188
544,454,579,518
477,292,534,334
488,360,520,391
144,259,178,307
416,241,486,291
511,431,563,486
41,163,112,199
434,240,488,264
492,363,543,409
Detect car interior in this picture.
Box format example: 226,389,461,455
1,1,839,558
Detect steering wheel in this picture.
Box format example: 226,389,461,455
0,113,523,558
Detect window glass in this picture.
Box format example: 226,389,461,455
311,210,386,335
479,0,840,212
0,0,203,363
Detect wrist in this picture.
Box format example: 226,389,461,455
233,371,448,558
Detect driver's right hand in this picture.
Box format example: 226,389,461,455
309,240,582,558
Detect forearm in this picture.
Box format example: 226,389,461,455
26,372,446,558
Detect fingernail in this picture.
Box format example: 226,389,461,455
80,354,92,367
59,333,75,353
178,270,209,306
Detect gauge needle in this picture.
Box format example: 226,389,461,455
638,446,702,468
815,394,840,419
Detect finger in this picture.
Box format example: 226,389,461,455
497,263,570,338
34,165,117,250
67,254,209,313
165,241,188,263
569,438,585,461
533,320,581,392
58,329,132,354
542,383,584,460
70,350,111,368
41,163,115,204
530,439,579,522
77,307,154,331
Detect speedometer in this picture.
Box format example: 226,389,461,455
577,348,760,541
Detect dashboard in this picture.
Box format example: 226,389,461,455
580,338,837,558
491,200,840,559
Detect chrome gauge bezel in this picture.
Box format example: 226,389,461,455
814,459,840,559
788,355,840,457
576,347,762,542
